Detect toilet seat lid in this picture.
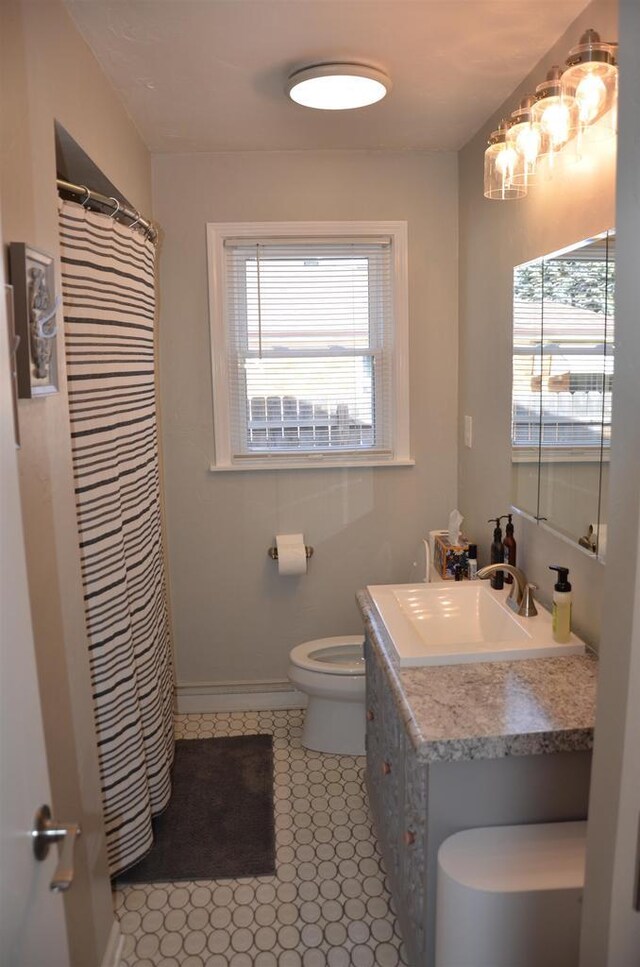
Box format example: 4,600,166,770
290,636,365,675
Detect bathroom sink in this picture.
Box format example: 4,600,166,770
366,583,585,667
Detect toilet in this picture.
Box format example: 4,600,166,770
288,636,366,755
435,821,587,967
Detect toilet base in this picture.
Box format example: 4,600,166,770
435,821,586,967
302,695,366,756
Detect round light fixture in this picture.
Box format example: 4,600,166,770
286,63,391,110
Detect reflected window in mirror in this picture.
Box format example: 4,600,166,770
511,230,615,559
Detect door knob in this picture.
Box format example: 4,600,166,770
32,804,81,892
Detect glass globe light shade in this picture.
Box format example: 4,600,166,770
562,30,617,142
506,97,546,186
531,67,579,167
484,125,527,200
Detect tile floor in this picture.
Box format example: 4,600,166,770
114,709,409,966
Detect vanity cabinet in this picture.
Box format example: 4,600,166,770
364,637,428,967
363,627,593,967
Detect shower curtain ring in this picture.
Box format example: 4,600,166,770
109,197,121,219
129,211,142,230
80,186,91,208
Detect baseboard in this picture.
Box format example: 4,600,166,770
100,920,124,967
176,678,308,713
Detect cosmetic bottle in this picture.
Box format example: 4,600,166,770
467,544,478,581
549,566,572,643
488,518,505,590
503,514,517,584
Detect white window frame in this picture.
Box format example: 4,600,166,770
206,221,412,471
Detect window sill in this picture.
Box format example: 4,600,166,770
209,457,415,472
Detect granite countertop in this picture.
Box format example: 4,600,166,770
357,589,598,764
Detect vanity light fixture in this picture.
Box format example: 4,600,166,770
286,63,391,110
485,26,617,200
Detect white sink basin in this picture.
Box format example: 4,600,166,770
367,582,585,667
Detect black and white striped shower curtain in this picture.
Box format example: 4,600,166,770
59,201,174,877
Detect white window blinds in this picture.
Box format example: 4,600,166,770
222,237,394,460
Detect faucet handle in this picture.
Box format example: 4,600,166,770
518,583,538,618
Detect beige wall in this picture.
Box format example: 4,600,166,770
458,0,617,647
153,150,458,686
0,1,152,963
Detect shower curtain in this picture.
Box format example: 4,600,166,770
58,200,174,877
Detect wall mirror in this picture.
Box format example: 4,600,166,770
511,229,615,560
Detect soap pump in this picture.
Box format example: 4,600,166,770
503,514,517,584
488,517,505,590
549,566,572,643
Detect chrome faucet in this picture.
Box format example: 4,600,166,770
476,564,537,617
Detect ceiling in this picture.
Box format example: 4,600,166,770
64,0,592,153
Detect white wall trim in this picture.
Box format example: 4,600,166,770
100,921,124,967
209,458,415,472
176,679,307,713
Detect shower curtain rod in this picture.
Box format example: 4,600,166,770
57,178,158,243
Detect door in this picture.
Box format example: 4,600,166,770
0,219,69,964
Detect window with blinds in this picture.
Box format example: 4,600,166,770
512,243,615,458
207,223,410,469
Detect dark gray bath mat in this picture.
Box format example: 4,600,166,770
116,734,275,883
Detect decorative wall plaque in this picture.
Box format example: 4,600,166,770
9,243,59,397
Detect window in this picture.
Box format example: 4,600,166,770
207,222,411,470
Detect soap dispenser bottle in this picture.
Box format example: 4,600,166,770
503,514,517,584
488,518,505,590
549,566,572,643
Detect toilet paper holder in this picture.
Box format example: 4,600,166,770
268,544,314,561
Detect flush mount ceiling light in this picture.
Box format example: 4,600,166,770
286,64,391,110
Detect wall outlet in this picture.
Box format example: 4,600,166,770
464,415,473,448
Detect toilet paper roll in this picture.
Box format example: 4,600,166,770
276,533,307,576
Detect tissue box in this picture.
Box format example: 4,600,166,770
434,534,470,580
